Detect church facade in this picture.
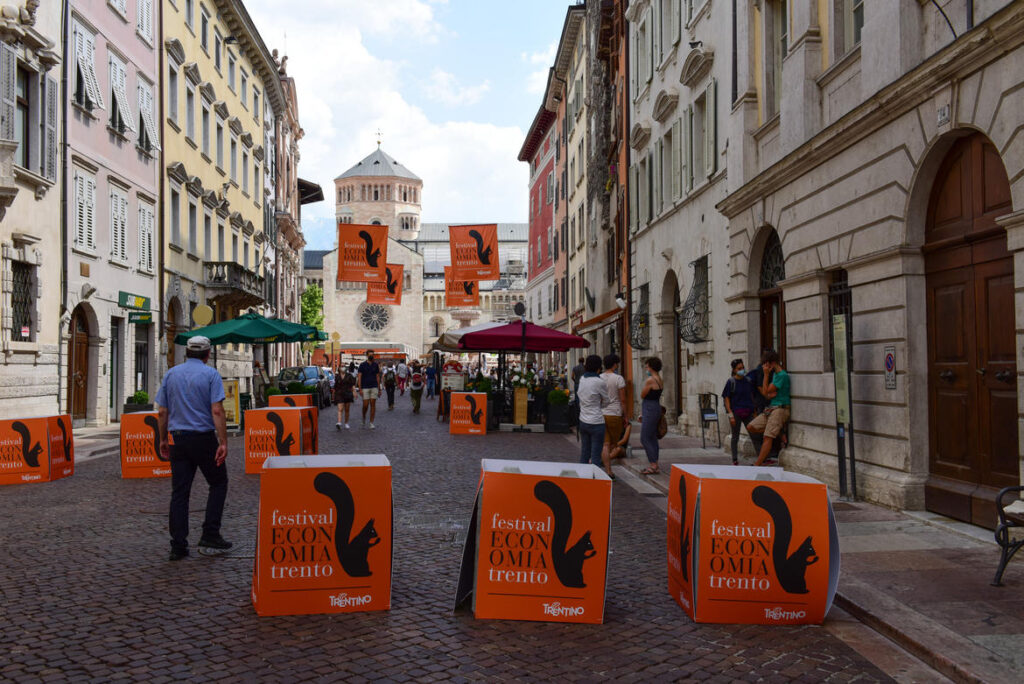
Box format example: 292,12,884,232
318,147,527,359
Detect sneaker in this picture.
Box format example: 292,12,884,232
169,547,188,561
336,422,342,430
369,422,376,429
198,535,233,551
344,423,350,429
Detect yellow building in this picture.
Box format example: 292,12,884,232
160,0,285,391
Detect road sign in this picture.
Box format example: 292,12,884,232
884,346,896,390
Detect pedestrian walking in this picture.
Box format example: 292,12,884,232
639,356,664,475
383,364,397,411
576,354,610,470
409,362,425,414
357,352,382,429
600,353,627,479
396,360,409,395
155,336,231,561
747,350,790,466
722,359,757,465
425,363,437,398
335,362,357,429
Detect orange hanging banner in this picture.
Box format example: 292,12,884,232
667,464,840,625
244,407,315,474
336,223,388,283
0,415,73,485
449,224,500,281
449,392,487,435
455,460,612,624
120,411,172,478
444,266,480,307
252,454,392,616
367,263,404,306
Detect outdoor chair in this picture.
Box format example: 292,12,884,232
698,393,721,449
992,485,1024,586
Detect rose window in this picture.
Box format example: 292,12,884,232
358,302,390,334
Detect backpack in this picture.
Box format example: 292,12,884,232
657,406,668,439
410,372,424,390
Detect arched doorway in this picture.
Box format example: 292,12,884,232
924,132,1019,526
660,270,682,419
758,230,786,365
166,299,181,369
67,307,90,420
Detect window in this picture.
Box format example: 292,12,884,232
137,0,154,42
188,199,198,254
253,162,260,205
217,221,225,260
137,80,160,154
200,7,210,50
169,186,181,245
242,150,249,193
13,65,28,168
108,53,134,134
766,0,787,117
111,0,127,17
72,22,104,111
201,103,210,155
243,238,249,268
109,187,128,262
9,259,34,340
546,172,553,204
138,202,155,271
216,117,224,167
167,62,178,123
252,87,259,120
232,233,238,262
230,136,237,181
73,170,97,250
184,84,195,140
227,53,236,91
680,255,710,342
214,29,223,71
185,0,194,29
203,211,212,258
240,69,248,108
836,0,864,56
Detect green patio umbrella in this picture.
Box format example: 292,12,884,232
174,312,326,346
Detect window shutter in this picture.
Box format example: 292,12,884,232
85,177,96,249
628,164,637,232
671,118,681,199
653,5,661,64
646,11,654,82
73,172,85,245
83,33,104,109
119,194,128,261
111,58,135,132
1,41,16,141
671,0,681,45
110,190,118,258
654,139,662,214
629,31,636,98
44,76,57,181
138,0,152,41
705,78,717,177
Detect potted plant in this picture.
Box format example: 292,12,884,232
544,387,571,433
123,390,153,414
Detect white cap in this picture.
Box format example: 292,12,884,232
187,336,211,352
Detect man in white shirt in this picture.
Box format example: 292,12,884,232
396,360,410,395
601,353,628,469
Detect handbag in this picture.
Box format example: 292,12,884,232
656,406,668,439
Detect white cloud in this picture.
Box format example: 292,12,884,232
245,0,527,251
523,41,556,95
422,68,491,106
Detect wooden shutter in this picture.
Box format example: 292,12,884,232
74,172,85,245
1,41,16,142
685,106,693,191
646,11,654,82
119,194,128,261
671,0,681,45
671,118,681,199
628,164,637,233
705,78,717,177
85,176,96,249
654,139,662,214
138,0,152,41
44,76,57,181
111,56,135,132
83,31,104,109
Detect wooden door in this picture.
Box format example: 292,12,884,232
925,133,1018,527
67,309,89,420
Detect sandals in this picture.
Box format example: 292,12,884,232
640,466,660,475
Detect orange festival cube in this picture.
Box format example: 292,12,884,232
244,407,315,474
449,392,487,435
0,415,73,485
119,411,172,478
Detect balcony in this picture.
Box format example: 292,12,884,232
204,261,265,309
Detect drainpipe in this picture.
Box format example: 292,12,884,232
58,0,69,413
966,0,974,30
157,0,166,376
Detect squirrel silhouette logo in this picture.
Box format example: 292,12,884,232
56,416,73,462
678,476,691,582
304,408,317,454
359,230,382,268
465,395,483,425
752,486,819,594
534,480,596,588
468,229,492,265
462,281,475,296
284,396,296,407
313,472,381,577
142,415,167,461
11,421,42,468
385,267,398,294
267,412,295,456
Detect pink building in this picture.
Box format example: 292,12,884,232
63,0,161,425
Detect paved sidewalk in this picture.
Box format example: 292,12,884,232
617,429,1023,684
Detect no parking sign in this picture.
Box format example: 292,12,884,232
884,346,896,390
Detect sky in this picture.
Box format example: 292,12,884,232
245,0,574,251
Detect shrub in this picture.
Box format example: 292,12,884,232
129,390,150,405
547,388,570,405
287,381,305,394
265,387,281,397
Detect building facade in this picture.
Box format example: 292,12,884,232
720,1,1023,522
160,0,286,396
0,1,61,418
62,0,162,426
563,12,589,345
519,102,557,329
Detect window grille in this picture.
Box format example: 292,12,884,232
629,284,650,350
10,260,33,339
759,231,785,291
679,255,710,343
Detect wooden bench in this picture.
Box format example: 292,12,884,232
992,485,1024,586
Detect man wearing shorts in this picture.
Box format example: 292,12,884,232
747,350,790,466
600,353,627,478
357,352,382,429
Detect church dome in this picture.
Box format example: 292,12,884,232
334,147,421,181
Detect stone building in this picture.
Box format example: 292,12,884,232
0,1,61,418
564,10,590,339
626,0,731,427
720,1,1023,523
62,0,161,425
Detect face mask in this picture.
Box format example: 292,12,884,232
736,369,745,377
646,370,652,377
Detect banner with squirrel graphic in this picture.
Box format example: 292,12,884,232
444,266,480,307
449,392,487,435
448,224,500,281
336,223,389,283
269,394,315,408
244,408,315,474
120,411,171,478
667,464,839,624
252,454,392,616
0,415,73,485
454,459,612,624
366,263,404,306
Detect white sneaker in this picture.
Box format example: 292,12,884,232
369,422,376,429
344,423,350,429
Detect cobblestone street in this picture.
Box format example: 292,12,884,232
0,400,892,682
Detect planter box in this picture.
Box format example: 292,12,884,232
252,454,392,616
544,404,571,433
455,459,612,624
0,415,74,485
667,464,839,624
122,403,154,414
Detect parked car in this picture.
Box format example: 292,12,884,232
276,366,331,408
320,366,336,390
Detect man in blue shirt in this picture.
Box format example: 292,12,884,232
156,336,231,561
357,351,382,429
424,364,437,399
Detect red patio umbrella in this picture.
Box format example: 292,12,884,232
458,320,590,353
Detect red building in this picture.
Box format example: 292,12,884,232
518,96,557,327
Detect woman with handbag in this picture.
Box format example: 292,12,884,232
639,357,664,475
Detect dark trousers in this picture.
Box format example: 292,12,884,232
579,421,605,467
385,385,396,407
640,399,660,464
169,431,227,550
410,388,423,412
730,409,755,462
426,378,436,398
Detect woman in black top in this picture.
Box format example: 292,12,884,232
640,357,664,474
722,359,756,465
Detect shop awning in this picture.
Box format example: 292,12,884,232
431,321,505,352
458,320,590,353
573,308,624,336
174,312,326,346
